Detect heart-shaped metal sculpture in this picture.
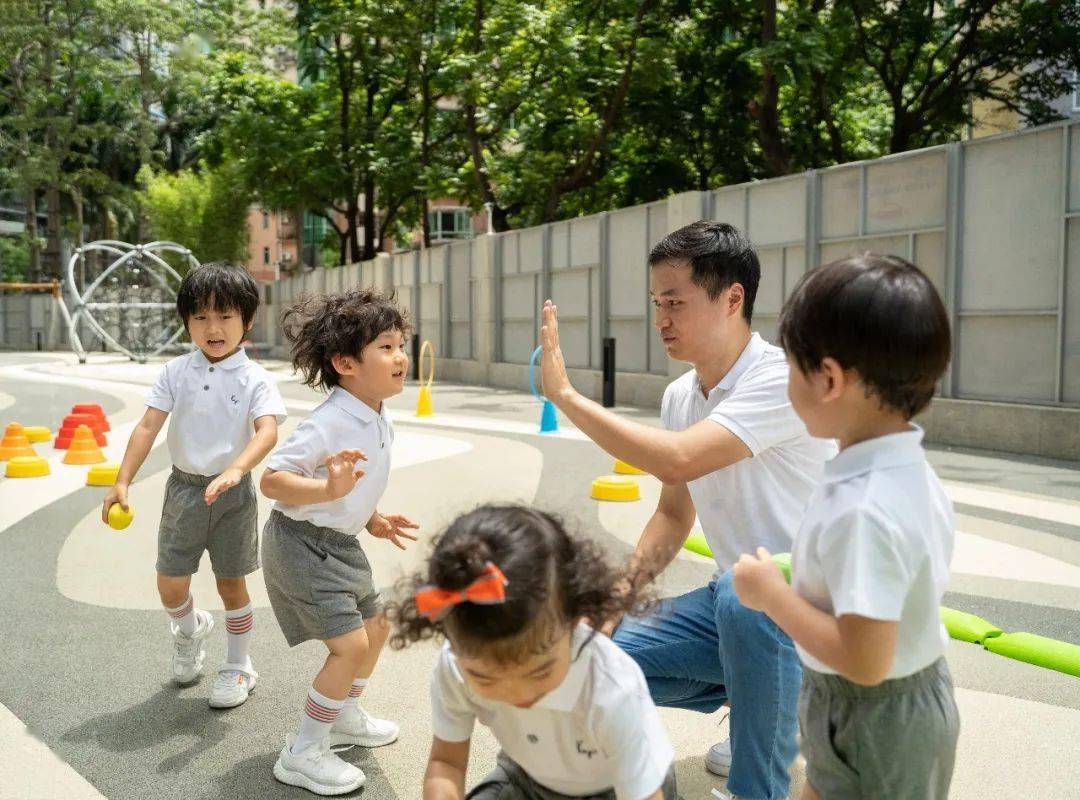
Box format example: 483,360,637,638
62,240,199,364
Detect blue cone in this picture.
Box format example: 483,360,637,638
540,399,559,433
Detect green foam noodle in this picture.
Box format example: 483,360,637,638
983,632,1080,678
940,606,1002,644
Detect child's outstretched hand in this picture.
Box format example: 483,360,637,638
732,547,787,612
205,467,242,505
325,449,367,501
368,513,419,550
540,300,574,403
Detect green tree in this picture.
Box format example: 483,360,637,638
138,163,250,264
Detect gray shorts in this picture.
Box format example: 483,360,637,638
799,657,959,800
261,510,382,647
467,753,677,800
156,467,259,578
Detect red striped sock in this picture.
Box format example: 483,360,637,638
347,678,368,703
225,603,253,664
293,687,344,754
164,594,197,637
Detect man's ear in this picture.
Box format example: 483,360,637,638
726,283,745,318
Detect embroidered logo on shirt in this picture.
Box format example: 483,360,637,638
576,740,597,759
230,395,239,405
526,734,539,744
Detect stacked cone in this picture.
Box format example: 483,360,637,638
0,423,37,460
71,403,110,432
63,425,106,465
55,413,107,449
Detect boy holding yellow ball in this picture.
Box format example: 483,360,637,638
102,262,286,709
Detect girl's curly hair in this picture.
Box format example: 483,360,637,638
281,287,411,390
387,505,654,664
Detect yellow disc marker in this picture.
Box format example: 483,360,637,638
415,339,435,417
590,475,641,502
22,426,52,444
613,459,647,476
5,455,50,478
107,503,134,531
87,463,121,486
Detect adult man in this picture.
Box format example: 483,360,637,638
539,221,835,800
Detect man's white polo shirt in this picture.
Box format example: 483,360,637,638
791,426,954,678
661,333,836,570
146,347,286,477
431,624,674,799
267,386,393,535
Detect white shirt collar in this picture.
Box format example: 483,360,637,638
191,347,249,371
532,623,595,712
328,385,383,424
822,426,925,485
693,332,768,399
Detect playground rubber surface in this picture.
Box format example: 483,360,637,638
1,352,1078,799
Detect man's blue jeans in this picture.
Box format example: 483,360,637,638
613,570,800,800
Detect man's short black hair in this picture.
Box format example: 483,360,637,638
648,221,760,322
176,261,260,327
778,253,952,420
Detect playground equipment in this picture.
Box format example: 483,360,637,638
589,475,641,502
86,463,121,487
529,346,559,433
107,503,134,531
415,340,435,417
5,455,49,478
72,403,110,432
0,423,36,460
62,240,199,364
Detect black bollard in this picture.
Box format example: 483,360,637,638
602,337,616,407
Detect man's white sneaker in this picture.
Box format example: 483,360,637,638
706,738,732,777
171,609,214,685
208,660,258,708
328,705,399,748
273,735,366,796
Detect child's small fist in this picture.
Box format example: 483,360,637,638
732,547,786,612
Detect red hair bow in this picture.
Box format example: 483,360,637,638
415,563,509,620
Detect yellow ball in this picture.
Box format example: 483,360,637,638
107,503,134,531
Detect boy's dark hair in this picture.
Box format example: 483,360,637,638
176,261,260,327
778,253,951,419
282,287,411,391
388,505,653,665
648,221,761,322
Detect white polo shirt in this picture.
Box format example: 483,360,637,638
146,348,287,477
661,333,836,570
266,386,393,535
431,624,674,800
791,427,954,679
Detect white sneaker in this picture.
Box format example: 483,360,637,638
208,660,258,708
273,735,366,795
706,737,731,777
171,609,214,685
328,704,399,748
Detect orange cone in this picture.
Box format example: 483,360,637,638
63,425,107,465
55,413,107,448
0,423,37,461
71,403,110,433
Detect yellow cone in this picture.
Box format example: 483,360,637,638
590,475,641,502
613,459,646,475
415,385,434,417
